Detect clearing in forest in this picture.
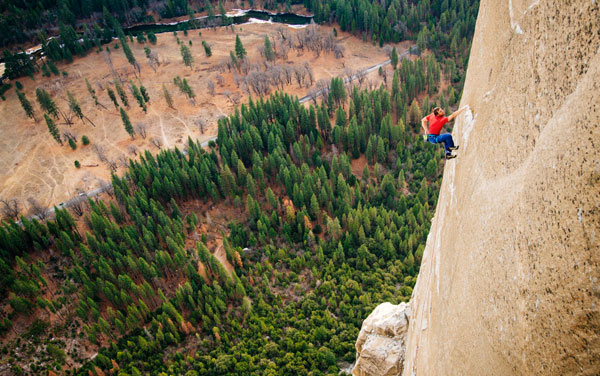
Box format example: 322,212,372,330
0,21,405,216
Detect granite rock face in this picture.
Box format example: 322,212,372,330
353,302,411,376
398,0,600,375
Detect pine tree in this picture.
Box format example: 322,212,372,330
391,46,399,69
205,0,215,19
130,83,146,112
17,91,36,121
180,44,194,68
35,88,59,119
263,35,274,61
85,78,100,106
114,80,129,107
235,35,247,60
107,87,119,109
44,114,62,144
140,86,150,102
202,41,212,57
162,84,174,109
120,37,140,76
120,107,135,138
67,91,85,122
219,1,227,25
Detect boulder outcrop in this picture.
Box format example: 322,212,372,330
353,303,411,376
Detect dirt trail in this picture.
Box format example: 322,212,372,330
150,107,171,148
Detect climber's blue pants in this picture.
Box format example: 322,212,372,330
428,134,455,155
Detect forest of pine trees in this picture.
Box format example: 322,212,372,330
0,59,451,373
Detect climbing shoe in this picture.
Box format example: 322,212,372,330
449,145,459,151
445,154,457,160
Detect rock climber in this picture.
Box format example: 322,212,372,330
421,106,468,159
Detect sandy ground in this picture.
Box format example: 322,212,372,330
0,22,400,215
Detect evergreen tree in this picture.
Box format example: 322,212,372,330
162,84,174,109
140,86,150,102
35,88,59,119
263,35,274,61
17,91,36,121
120,107,135,138
180,44,194,68
67,91,85,122
391,46,398,69
107,87,119,109
120,38,139,75
202,41,212,57
44,114,62,144
235,35,247,60
85,78,100,106
130,83,147,112
114,80,129,107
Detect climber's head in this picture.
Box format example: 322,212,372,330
433,107,445,116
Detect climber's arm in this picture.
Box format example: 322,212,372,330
421,117,429,135
447,105,468,122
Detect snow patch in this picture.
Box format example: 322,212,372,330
228,8,249,17
242,17,273,25
288,24,309,29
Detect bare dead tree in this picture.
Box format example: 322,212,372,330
117,154,129,168
104,50,121,83
207,80,216,95
128,144,138,156
135,123,148,139
147,51,160,72
293,65,307,88
315,78,330,96
267,65,285,90
150,137,163,149
28,197,48,221
106,159,118,171
92,144,108,163
223,90,234,103
195,118,206,134
215,74,225,86
382,67,388,85
306,87,320,105
278,43,290,60
356,69,368,87
343,68,354,83
333,43,345,59
303,62,314,87
246,71,271,96
70,193,87,217
383,45,393,58
367,79,376,90
62,130,78,142
0,198,20,220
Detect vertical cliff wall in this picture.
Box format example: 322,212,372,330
401,0,600,375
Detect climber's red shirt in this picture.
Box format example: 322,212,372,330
427,114,449,135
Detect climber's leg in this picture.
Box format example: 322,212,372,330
436,133,455,155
